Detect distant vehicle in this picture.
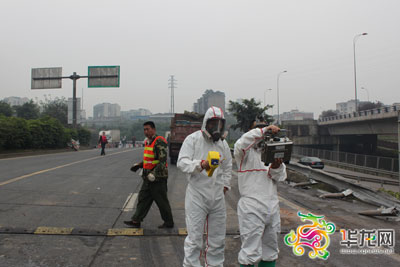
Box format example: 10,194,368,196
169,112,203,164
298,156,324,169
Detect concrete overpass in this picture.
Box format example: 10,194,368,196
282,105,400,154
318,104,400,135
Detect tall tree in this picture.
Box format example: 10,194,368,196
228,98,273,132
359,101,383,111
41,97,68,125
15,100,40,120
0,101,13,117
320,109,338,118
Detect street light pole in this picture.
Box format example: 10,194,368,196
398,110,400,193
361,86,370,102
353,32,368,112
264,88,272,107
277,70,287,125
264,88,272,117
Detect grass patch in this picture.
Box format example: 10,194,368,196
378,188,400,200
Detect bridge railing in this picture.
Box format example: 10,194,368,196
293,146,399,173
318,104,400,122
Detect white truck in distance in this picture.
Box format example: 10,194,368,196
99,130,121,145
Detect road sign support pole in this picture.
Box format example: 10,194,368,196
71,72,80,129
32,66,119,128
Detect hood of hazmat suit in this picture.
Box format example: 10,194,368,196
177,106,232,267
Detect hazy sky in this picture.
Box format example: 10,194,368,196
1,0,399,118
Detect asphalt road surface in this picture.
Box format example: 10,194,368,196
0,147,399,266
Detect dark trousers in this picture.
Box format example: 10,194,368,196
132,179,174,225
100,144,106,155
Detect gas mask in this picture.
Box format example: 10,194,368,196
205,118,225,142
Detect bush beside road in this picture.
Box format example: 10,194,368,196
0,115,91,151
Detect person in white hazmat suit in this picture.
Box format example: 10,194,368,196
177,106,232,267
234,121,287,267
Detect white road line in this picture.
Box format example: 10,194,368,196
123,193,138,212
0,149,138,187
0,147,143,161
122,193,133,209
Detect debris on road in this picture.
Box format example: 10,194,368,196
319,189,353,199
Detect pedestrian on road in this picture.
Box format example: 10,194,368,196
234,120,287,267
177,106,232,267
124,121,174,229
98,131,108,156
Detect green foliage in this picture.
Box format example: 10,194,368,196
0,116,30,149
15,100,40,120
36,117,66,148
320,109,338,118
359,101,384,111
0,116,92,150
0,101,13,117
27,120,45,148
228,98,273,132
77,127,91,146
378,188,400,200
41,97,68,126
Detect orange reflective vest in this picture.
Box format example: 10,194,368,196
143,136,168,170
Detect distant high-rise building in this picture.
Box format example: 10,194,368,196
121,108,152,120
336,100,368,114
279,109,314,121
193,89,225,114
3,96,30,106
93,103,121,119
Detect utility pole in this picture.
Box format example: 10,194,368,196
398,110,400,193
168,75,177,114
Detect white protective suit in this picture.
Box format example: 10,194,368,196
234,127,287,265
177,106,232,267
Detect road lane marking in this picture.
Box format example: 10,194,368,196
122,193,133,209
0,149,137,187
178,228,188,235
107,228,143,236
123,193,138,212
0,148,96,161
0,147,143,161
34,226,73,235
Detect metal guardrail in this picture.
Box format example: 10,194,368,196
286,162,400,209
293,146,399,175
326,170,399,186
318,104,400,123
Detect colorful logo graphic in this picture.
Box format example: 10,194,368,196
284,212,336,260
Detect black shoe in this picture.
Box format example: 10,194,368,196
124,220,141,228
158,223,174,229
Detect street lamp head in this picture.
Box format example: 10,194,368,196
283,70,287,73
362,33,368,35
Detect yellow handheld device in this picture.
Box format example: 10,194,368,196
207,151,220,177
